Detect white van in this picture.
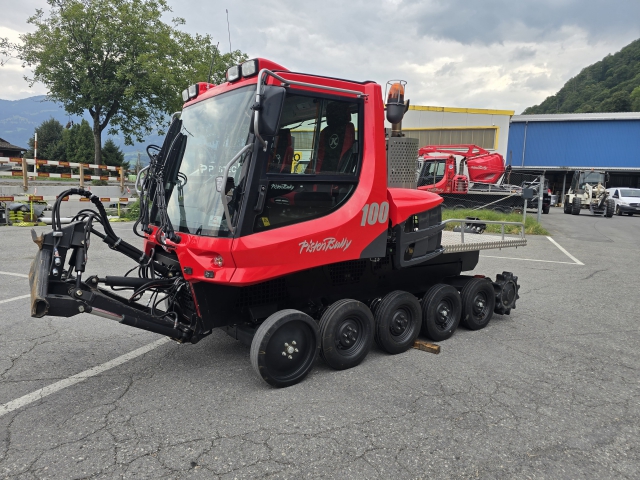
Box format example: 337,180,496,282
606,188,640,216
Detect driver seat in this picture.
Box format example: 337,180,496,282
316,102,355,174
267,129,293,173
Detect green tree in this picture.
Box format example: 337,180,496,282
631,86,640,111
599,91,631,112
64,119,94,164
101,138,129,171
8,0,245,164
26,117,65,160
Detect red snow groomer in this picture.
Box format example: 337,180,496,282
29,59,523,387
417,144,506,194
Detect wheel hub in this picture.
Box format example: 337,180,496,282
473,293,487,315
281,341,299,360
336,320,359,349
435,300,455,330
390,310,409,335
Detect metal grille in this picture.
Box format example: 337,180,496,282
328,259,368,286
388,137,419,189
235,278,288,308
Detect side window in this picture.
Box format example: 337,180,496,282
570,174,579,192
266,95,359,176
256,94,361,232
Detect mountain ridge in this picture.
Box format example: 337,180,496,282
523,38,640,114
0,95,164,162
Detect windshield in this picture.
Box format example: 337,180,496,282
581,172,605,184
165,86,254,236
620,189,640,197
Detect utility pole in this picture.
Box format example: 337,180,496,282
537,173,544,223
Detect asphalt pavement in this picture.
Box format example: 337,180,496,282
0,207,638,478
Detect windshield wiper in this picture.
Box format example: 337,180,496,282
219,144,254,235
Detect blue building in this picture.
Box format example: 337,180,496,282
508,113,640,194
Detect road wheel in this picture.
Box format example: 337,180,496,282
421,284,462,341
571,197,581,215
616,205,622,216
319,299,374,370
605,198,615,218
374,291,422,354
563,201,571,214
542,204,550,214
460,278,495,330
250,309,319,388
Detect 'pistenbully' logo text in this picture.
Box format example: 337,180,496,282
299,237,352,254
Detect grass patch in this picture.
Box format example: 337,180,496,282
442,208,549,235
120,199,140,220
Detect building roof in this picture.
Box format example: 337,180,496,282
512,112,640,123
0,137,27,152
410,105,515,116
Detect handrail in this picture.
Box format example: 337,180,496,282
441,218,526,243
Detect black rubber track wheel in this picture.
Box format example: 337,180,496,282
250,309,320,388
605,198,615,218
460,278,496,330
563,201,571,214
319,299,374,370
571,197,581,215
421,284,462,341
374,291,422,354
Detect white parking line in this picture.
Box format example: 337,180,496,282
480,255,580,265
0,271,29,278
0,294,31,305
0,337,169,418
546,236,584,265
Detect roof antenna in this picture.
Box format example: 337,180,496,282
226,9,232,54
207,42,220,84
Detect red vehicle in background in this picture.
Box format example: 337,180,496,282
417,144,505,194
29,59,523,388
417,145,550,213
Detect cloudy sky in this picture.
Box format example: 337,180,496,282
1,0,639,113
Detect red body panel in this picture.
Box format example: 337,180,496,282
387,188,443,225
466,154,505,184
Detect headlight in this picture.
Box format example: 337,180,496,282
226,65,240,82
241,59,258,77
620,201,629,205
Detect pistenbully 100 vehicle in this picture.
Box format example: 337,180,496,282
563,170,614,217
30,59,524,387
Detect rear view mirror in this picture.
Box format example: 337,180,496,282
251,85,286,137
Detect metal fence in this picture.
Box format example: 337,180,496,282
0,157,125,190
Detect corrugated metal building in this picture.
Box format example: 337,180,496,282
508,113,640,190
391,105,515,158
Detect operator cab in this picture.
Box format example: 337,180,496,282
156,67,363,240
570,170,606,192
